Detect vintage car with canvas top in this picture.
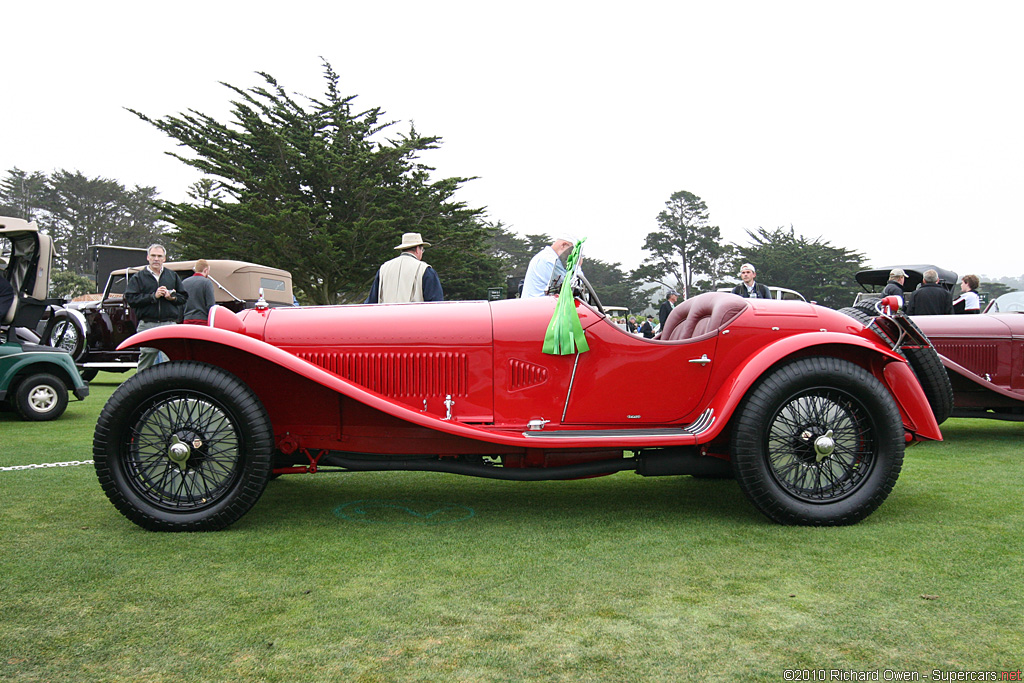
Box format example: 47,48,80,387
852,264,958,307
93,244,946,531
44,259,292,380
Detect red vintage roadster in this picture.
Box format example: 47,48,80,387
93,275,943,531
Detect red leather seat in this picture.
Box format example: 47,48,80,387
657,293,749,341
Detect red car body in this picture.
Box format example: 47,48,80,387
94,292,942,531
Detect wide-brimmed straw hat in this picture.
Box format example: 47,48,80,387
395,232,431,250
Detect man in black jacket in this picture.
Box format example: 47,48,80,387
907,269,952,316
881,268,906,299
639,316,655,338
658,290,678,330
123,244,187,371
731,263,771,299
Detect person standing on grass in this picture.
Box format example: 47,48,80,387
952,274,981,314
522,234,577,298
181,260,217,327
659,290,678,330
123,244,187,371
881,268,906,299
365,233,444,303
181,259,217,324
907,269,953,315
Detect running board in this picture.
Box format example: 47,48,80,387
312,448,729,481
522,409,715,438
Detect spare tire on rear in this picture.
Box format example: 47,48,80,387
836,305,953,425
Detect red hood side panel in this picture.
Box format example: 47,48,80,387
260,301,496,421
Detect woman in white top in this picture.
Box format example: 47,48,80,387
952,273,981,314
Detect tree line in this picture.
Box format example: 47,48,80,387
2,60,927,310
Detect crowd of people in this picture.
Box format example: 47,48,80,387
881,268,981,315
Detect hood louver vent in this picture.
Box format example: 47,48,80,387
297,351,468,397
508,358,548,391
931,342,998,376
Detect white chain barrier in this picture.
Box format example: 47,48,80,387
0,460,94,472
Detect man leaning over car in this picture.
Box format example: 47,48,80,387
124,244,187,371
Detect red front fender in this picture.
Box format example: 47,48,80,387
700,332,942,443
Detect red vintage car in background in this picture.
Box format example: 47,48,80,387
93,267,944,531
906,313,1024,421
842,267,1024,422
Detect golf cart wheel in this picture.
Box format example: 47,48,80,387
730,356,904,525
14,373,70,421
93,361,274,531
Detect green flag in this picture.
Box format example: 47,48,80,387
542,239,590,355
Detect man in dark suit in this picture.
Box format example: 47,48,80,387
639,316,655,338
659,290,678,331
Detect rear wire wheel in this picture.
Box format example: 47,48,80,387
93,361,274,531
731,356,905,525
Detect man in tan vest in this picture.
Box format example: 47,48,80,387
365,232,445,303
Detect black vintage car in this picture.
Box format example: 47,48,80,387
852,264,959,307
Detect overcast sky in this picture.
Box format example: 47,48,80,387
5,1,1022,281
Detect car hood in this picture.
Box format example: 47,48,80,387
912,313,1024,340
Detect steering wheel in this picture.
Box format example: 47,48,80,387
571,271,604,314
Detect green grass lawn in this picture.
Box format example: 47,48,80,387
2,373,1022,682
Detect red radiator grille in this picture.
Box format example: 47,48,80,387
296,351,469,397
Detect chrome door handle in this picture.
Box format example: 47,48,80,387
689,354,712,365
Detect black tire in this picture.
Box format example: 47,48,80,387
46,311,86,360
836,306,874,326
895,315,954,425
837,306,953,425
904,346,953,425
79,367,99,382
14,373,70,421
93,361,274,531
730,356,905,525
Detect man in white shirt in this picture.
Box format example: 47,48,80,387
522,233,577,298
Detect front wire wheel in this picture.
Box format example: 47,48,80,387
764,388,873,502
731,357,905,525
94,361,273,531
